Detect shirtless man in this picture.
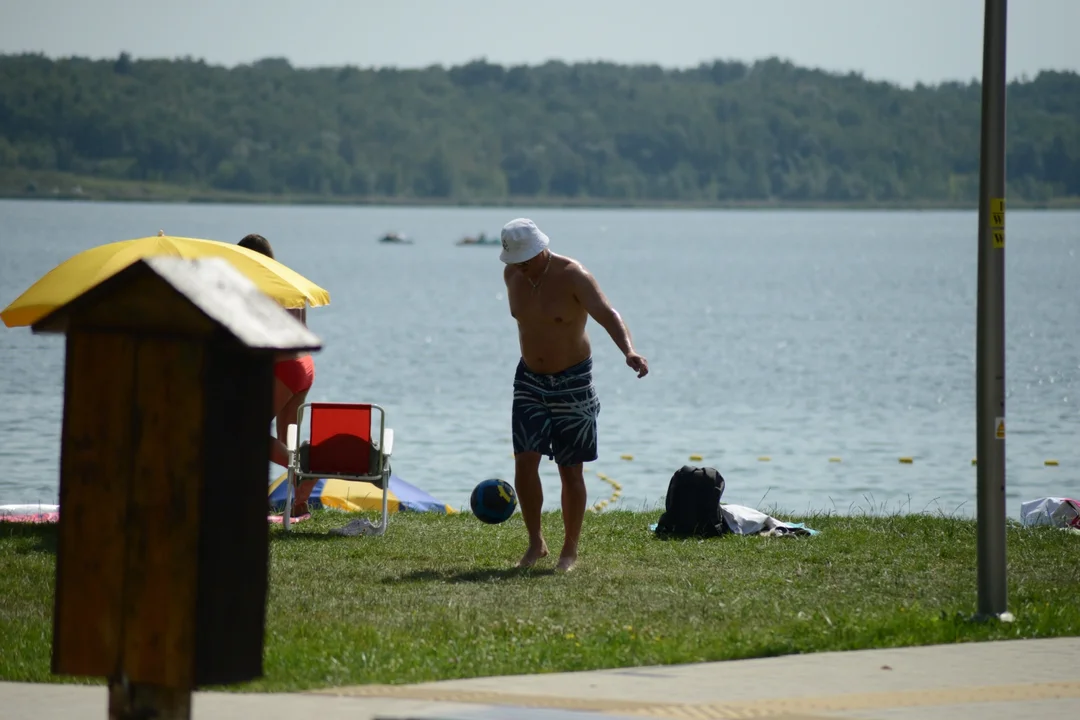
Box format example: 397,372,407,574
501,218,648,572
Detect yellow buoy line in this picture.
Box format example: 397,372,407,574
614,454,1064,467
589,471,622,513
515,452,1063,515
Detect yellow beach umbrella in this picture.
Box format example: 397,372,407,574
1,233,330,328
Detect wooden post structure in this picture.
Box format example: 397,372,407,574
32,256,322,719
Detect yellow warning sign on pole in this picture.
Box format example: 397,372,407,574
995,417,1005,440
990,197,1005,248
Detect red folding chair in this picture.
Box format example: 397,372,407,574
283,402,394,534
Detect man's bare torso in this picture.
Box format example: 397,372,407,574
505,254,591,374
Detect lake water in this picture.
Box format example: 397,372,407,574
1,199,1077,520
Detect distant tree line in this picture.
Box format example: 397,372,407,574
0,53,1078,203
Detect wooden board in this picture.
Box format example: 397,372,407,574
120,337,205,687
51,331,135,677
193,346,273,686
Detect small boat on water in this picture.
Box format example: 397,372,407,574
380,232,413,245
457,232,499,246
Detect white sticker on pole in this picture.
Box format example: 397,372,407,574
995,417,1005,440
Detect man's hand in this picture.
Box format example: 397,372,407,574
626,352,649,378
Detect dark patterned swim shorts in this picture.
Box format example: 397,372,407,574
512,357,601,466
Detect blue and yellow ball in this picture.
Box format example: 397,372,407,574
470,478,517,524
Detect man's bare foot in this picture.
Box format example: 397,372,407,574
555,553,577,572
517,542,549,568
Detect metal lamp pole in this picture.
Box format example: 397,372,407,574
975,0,1008,618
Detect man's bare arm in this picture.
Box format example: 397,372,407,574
572,264,635,357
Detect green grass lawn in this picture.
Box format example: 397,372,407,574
1,509,1077,692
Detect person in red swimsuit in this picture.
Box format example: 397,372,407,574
239,233,318,513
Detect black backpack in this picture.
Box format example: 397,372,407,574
654,465,728,538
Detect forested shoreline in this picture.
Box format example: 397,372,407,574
1,54,1078,206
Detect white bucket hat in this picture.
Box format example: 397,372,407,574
500,218,550,264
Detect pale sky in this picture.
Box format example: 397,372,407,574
1,0,1076,88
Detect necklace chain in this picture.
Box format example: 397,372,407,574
528,253,552,291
